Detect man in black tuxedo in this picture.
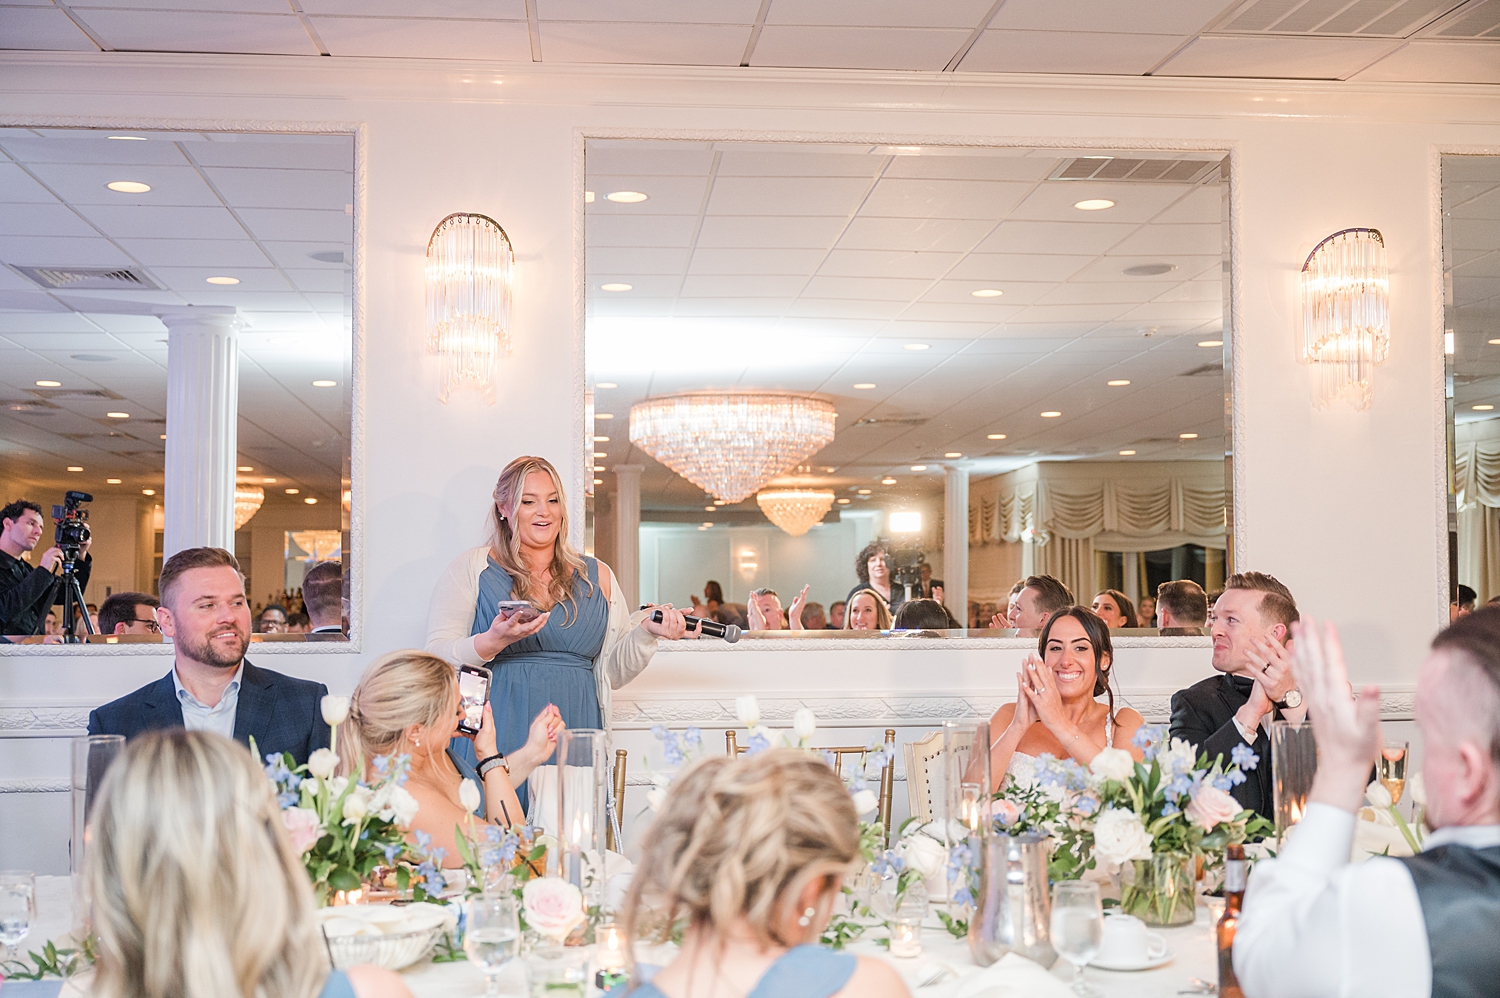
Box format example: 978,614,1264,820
1170,572,1305,820
88,546,329,765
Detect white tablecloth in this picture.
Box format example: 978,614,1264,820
10,876,1217,997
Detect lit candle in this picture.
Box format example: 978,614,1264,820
597,922,624,971
890,918,922,959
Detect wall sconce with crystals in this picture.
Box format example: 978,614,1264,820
426,212,513,404
233,484,264,530
757,489,835,536
629,392,836,503
1299,228,1388,410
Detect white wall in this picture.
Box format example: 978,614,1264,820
1,54,1490,869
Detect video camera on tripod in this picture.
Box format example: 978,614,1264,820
51,491,94,642
890,540,926,605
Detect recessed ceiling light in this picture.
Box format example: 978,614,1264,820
105,478,121,484
882,477,897,485
304,497,318,504
704,506,715,512
714,499,727,505
594,465,606,471
857,489,872,495
593,451,607,458
594,478,604,485
1490,339,1500,346
1074,199,1115,211
312,380,337,387
35,380,61,387
205,276,240,285
584,191,595,203
107,181,151,193
285,488,300,494
945,452,962,458
1198,340,1224,348
67,466,83,472
1123,263,1177,277
596,413,614,420
605,191,648,203
237,465,253,471
1476,405,1496,411
142,488,155,495
987,433,1007,440
853,383,876,390
159,434,166,440
971,289,1004,298
910,465,927,471
903,343,929,351
1107,380,1131,387
837,498,851,504
108,135,147,141
1040,411,1062,418
262,477,276,483
600,283,633,292
1119,450,1137,456
1180,432,1199,439
106,411,129,419
594,435,610,442
595,382,617,389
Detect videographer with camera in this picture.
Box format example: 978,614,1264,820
0,498,93,639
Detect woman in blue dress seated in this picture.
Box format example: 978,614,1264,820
614,749,911,998
82,728,411,998
427,455,695,812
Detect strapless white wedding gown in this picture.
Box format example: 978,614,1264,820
1004,714,1114,790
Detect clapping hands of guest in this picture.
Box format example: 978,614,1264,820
1237,627,1305,733
786,584,811,630
1005,661,1039,736
1291,616,1382,813
1019,654,1068,731
990,610,1010,629
509,703,565,779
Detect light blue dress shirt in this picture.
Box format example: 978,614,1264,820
171,663,244,740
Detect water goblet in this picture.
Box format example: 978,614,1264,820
1050,880,1103,997
465,894,522,998
0,872,36,962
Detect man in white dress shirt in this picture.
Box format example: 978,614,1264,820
1235,608,1500,998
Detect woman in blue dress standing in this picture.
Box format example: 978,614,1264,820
427,455,694,809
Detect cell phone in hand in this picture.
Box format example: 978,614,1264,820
457,665,492,736
497,600,542,624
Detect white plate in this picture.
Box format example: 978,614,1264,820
1092,950,1174,972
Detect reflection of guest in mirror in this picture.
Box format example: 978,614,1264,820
690,579,724,618
827,600,846,629
1156,580,1208,635
843,589,891,631
847,542,897,614
256,603,288,634
1091,589,1137,629
891,597,953,635
425,456,695,809
749,587,788,630
1136,595,1157,629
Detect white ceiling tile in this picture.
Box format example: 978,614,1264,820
861,178,1034,221
817,249,962,280
539,0,759,22
960,29,1185,74
1009,183,1189,223
678,274,807,297
837,217,994,253
147,266,292,293
881,319,994,339
694,215,847,248
234,207,351,243
586,175,710,215
802,275,930,301
586,145,716,177
975,220,1138,255
588,296,678,316
1105,223,1223,256
1152,280,1222,303
1353,40,1500,85
539,21,747,65
0,203,97,238
0,162,60,204
945,253,1093,283
21,162,220,207
186,136,354,171
1155,34,1397,80
0,6,96,49
303,0,524,14
988,0,1236,34
1011,303,1132,323
588,214,698,247
0,134,194,169
921,279,1054,305
312,15,531,60
115,238,272,268
201,166,353,211
1071,255,1219,281
880,154,1062,182
73,203,244,240
765,0,996,28
751,25,970,71
0,235,134,266
1036,281,1180,305
671,297,795,317
1115,301,1224,323
707,176,871,216
715,150,882,178
783,298,910,320
69,9,319,54
590,247,692,274
900,301,1029,322
1149,185,1224,224
688,247,826,275
258,240,351,269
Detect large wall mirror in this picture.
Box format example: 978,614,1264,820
1446,154,1500,612
585,139,1231,636
0,127,354,646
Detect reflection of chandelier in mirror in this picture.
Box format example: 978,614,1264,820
426,212,513,404
1299,228,1388,410
629,392,837,503
233,484,264,530
757,489,836,536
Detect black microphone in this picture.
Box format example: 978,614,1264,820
645,608,741,643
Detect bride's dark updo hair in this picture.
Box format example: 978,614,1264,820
1038,606,1115,718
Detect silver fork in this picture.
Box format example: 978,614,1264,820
1177,978,1217,995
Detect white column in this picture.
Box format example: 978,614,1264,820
158,307,240,559
943,464,969,621
613,464,642,609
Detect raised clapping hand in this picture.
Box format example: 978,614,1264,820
1019,654,1068,731
512,703,564,774
1290,615,1382,814
1006,662,1039,735
786,584,810,631
641,603,700,640
990,610,1010,629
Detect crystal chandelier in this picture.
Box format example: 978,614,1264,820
1299,228,1388,410
757,489,836,536
629,393,837,503
426,212,513,404
233,484,264,531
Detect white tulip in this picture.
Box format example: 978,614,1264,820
321,695,351,726
1409,772,1427,806
459,778,482,815
341,791,368,823
1365,780,1394,810
793,707,817,742
851,788,879,817
735,695,760,727
306,748,338,780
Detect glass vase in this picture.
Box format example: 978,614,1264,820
523,943,590,997
1118,852,1197,927
71,734,124,935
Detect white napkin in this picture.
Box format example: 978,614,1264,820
917,952,1074,998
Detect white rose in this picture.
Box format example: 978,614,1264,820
1158,738,1198,777
341,791,368,824
373,783,420,827
1092,808,1154,869
1365,780,1393,810
851,789,879,817
321,695,351,726
306,747,338,780
735,695,760,727
793,707,817,742
522,877,586,943
1409,773,1426,806
325,776,349,800
899,833,947,881
1089,747,1135,784
459,778,482,815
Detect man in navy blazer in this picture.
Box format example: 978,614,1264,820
88,546,329,766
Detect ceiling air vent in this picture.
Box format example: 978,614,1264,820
30,388,125,401
851,417,928,428
10,265,161,292
1215,0,1469,37
4,399,58,414
1049,158,1219,184
1181,363,1225,377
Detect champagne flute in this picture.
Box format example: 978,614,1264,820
0,872,36,962
465,894,521,998
1050,880,1103,998
1380,742,1409,805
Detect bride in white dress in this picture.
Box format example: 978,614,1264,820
983,606,1145,793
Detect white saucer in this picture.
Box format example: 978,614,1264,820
1092,950,1174,972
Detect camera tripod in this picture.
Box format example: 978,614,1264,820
37,553,95,644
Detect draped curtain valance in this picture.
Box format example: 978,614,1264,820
1455,442,1500,510
970,476,1225,547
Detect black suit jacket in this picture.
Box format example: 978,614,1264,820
87,660,330,766
1169,673,1276,821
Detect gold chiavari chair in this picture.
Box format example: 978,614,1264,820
606,748,627,852
725,727,898,845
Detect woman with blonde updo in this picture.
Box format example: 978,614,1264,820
616,749,910,998
338,650,563,865
83,729,411,998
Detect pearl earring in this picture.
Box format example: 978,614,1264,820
797,906,815,927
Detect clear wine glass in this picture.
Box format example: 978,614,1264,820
465,894,521,998
1050,880,1103,998
0,872,36,963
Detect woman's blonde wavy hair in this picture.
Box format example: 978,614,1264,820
844,588,893,630
620,749,859,958
489,455,594,626
84,729,329,998
338,649,457,778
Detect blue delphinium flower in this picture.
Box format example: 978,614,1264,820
650,724,668,740
870,849,904,877
382,842,403,864
1132,724,1168,763
277,790,299,808
747,730,771,755
414,829,433,852
416,859,444,896
1212,774,1234,792
1075,795,1099,816
947,842,975,907
1165,773,1193,799
819,750,837,769
1162,801,1181,816
683,727,702,747
1231,743,1260,772
372,755,391,778
1226,768,1247,787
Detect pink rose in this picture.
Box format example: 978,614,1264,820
282,806,322,854
522,877,585,942
990,798,1023,827
1185,785,1240,831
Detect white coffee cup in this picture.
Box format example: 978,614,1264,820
1096,912,1168,966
